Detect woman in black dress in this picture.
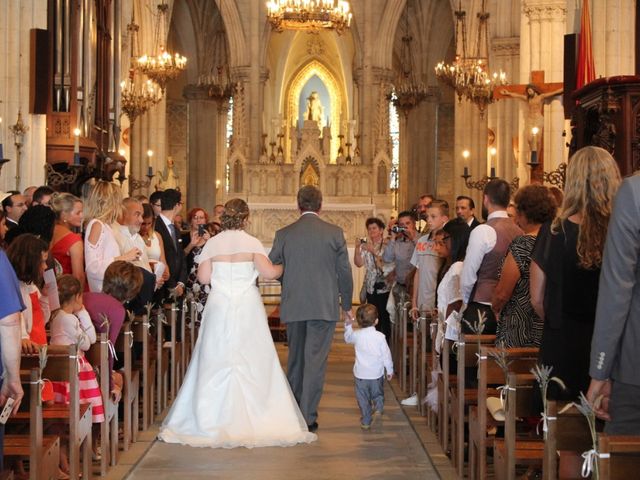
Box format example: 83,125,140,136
530,146,621,400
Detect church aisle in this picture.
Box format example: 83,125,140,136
120,330,439,480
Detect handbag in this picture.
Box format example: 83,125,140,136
359,280,367,304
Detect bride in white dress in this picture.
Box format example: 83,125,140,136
158,199,317,448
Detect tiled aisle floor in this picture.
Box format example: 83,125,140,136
109,330,444,480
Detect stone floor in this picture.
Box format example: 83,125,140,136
106,328,456,480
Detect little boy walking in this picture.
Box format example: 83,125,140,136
344,304,394,429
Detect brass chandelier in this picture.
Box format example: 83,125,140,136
197,28,235,104
266,0,352,34
390,2,430,116
121,20,161,124
435,0,507,117
137,1,187,92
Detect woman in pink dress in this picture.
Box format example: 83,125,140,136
50,193,85,288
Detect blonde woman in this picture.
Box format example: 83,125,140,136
84,181,140,292
530,146,621,400
50,193,86,288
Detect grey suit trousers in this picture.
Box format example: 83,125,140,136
286,320,336,425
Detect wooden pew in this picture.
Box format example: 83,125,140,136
493,372,542,480
437,338,451,452
543,401,592,480
468,346,539,480
21,345,93,480
449,334,496,477
597,434,640,480
155,308,166,414
423,316,438,425
131,314,155,431
399,301,412,394
4,368,59,480
115,321,139,450
86,332,118,475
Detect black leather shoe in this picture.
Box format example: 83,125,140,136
307,422,318,433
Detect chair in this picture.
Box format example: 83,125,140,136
450,334,496,477
543,401,592,480
597,434,640,480
86,332,118,475
131,313,156,431
4,368,60,480
468,346,539,480
21,345,93,480
115,321,139,450
493,372,543,480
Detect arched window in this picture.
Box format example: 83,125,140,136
224,162,231,193
389,93,400,190
226,97,234,148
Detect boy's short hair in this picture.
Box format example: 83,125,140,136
427,199,449,218
356,303,378,328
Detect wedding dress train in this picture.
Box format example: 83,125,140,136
158,261,317,448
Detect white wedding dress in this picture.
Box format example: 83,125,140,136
159,231,317,448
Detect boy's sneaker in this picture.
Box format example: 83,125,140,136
371,410,382,425
360,422,371,430
401,393,418,406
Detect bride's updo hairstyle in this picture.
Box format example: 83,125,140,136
220,198,249,230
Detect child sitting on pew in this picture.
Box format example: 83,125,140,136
50,275,104,474
344,304,394,430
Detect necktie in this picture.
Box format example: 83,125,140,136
169,223,179,249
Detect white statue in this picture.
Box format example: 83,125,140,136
156,156,179,191
304,91,324,129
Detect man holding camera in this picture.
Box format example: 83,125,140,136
383,210,419,304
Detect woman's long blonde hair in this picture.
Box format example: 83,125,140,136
84,181,124,226
552,146,621,269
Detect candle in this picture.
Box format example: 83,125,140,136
490,167,496,178
463,166,469,176
73,127,81,153
148,165,153,176
531,126,539,152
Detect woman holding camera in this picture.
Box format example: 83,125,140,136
184,208,213,314
354,217,394,343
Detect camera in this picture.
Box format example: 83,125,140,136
358,237,367,244
391,225,407,234
198,224,206,236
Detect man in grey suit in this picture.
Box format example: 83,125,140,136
269,186,353,432
587,174,640,434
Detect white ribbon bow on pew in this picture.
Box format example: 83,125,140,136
581,448,609,478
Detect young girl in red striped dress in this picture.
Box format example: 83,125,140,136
50,275,104,473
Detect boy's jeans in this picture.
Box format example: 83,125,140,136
355,376,384,425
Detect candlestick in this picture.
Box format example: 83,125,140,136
463,166,469,177
148,165,153,176
490,167,496,178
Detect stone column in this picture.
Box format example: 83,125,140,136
454,99,488,218
183,84,219,210
403,95,439,206
521,0,566,173
590,0,636,77
489,36,520,186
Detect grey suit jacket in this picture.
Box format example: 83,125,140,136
590,176,640,385
269,213,353,323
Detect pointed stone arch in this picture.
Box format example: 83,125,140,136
286,61,343,162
